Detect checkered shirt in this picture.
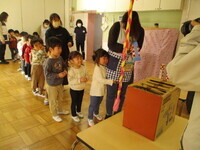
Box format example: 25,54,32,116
106,50,133,82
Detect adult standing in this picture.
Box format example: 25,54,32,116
167,18,200,150
45,13,73,61
0,12,9,64
74,19,87,60
105,11,144,118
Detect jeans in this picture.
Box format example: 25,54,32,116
88,96,103,119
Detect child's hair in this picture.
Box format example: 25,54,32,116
68,51,82,61
8,29,14,33
20,31,28,37
27,34,34,41
31,37,43,47
46,36,62,51
14,30,19,34
92,48,109,65
20,32,28,40
33,32,40,37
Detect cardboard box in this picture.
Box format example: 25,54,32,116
123,77,180,141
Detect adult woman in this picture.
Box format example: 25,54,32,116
105,11,145,118
167,18,200,150
0,12,9,64
45,13,73,61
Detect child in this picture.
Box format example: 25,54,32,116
17,32,28,72
68,51,88,122
8,29,18,61
24,35,33,80
14,30,21,41
30,37,46,97
88,49,114,126
44,37,69,122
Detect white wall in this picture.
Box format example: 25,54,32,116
181,0,200,22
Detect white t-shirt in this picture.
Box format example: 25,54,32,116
90,64,113,96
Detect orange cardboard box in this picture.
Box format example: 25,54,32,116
123,77,180,141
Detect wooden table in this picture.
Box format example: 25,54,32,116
72,112,188,150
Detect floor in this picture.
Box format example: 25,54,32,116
0,60,189,150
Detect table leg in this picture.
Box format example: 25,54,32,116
71,139,80,150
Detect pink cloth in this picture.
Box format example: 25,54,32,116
134,29,179,82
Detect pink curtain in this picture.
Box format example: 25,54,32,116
134,29,179,82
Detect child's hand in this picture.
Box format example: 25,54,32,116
58,71,67,78
80,77,88,82
113,81,118,84
63,70,67,76
67,42,73,47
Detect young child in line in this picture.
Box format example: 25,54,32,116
24,35,33,80
88,49,114,126
44,37,69,122
68,51,88,122
30,37,46,97
17,32,28,72
8,29,18,61
14,30,21,41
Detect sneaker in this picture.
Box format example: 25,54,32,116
28,77,31,81
25,75,28,78
105,114,112,119
0,60,9,64
32,90,38,96
94,114,103,121
43,99,49,105
37,93,45,97
71,116,80,122
17,68,22,71
57,110,69,115
88,119,94,127
76,112,84,118
21,71,25,74
52,116,62,122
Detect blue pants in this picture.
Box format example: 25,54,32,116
88,96,103,119
106,82,129,116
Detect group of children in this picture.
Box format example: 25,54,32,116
12,31,112,126
45,36,113,126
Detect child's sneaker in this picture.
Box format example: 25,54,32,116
88,119,94,127
17,68,22,71
25,75,28,78
71,116,80,122
32,90,38,96
52,116,62,122
76,112,84,118
43,99,49,105
94,114,103,121
37,93,45,98
28,77,31,81
21,71,25,74
57,110,69,115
